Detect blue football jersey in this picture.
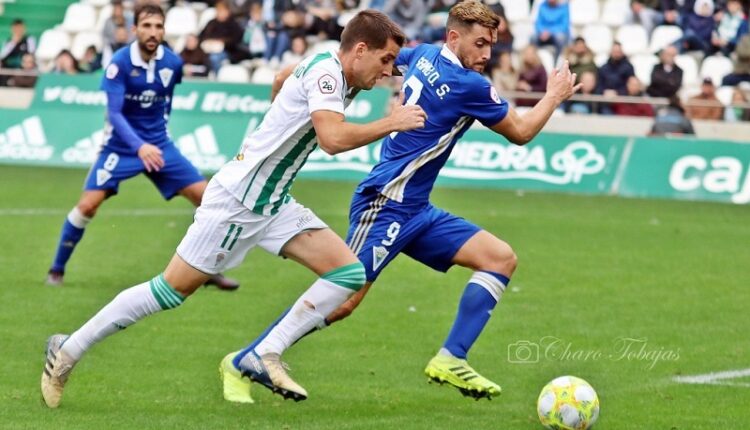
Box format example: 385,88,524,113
101,42,183,153
356,44,509,206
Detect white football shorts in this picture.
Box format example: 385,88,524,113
176,178,328,274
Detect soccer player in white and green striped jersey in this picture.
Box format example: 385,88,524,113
41,9,427,408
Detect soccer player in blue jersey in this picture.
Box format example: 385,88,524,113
225,0,581,401
46,3,237,290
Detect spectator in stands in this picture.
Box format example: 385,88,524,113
111,26,130,53
492,14,514,55
647,45,683,98
281,35,307,67
181,34,210,77
383,0,431,41
650,95,695,135
0,19,36,70
52,50,81,75
564,36,598,84
487,15,513,78
722,34,750,85
676,0,716,55
712,0,746,54
103,0,134,53
200,1,245,74
627,0,667,35
516,45,548,107
613,75,655,116
241,2,267,60
302,0,343,41
686,77,725,120
6,53,38,88
532,0,570,60
724,86,750,121
597,43,635,98
80,46,103,73
261,0,298,67
491,51,518,94
565,71,600,114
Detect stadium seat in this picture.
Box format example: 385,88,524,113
61,3,97,33
165,6,198,38
699,55,734,87
95,4,113,32
570,0,600,26
309,39,340,55
601,0,630,27
715,86,735,106
198,7,216,32
82,0,111,6
649,25,683,54
511,21,535,51
616,24,649,56
631,54,659,86
217,64,250,83
36,29,72,63
581,24,613,55
675,54,699,87
71,31,103,60
594,52,609,67
250,66,276,84
500,0,531,23
538,47,555,73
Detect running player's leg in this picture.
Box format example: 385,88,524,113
149,146,240,290
47,150,143,285
42,180,257,407
404,209,515,399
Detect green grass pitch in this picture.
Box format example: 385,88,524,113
1,165,749,429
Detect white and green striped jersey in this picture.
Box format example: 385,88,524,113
213,51,354,216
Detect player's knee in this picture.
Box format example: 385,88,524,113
76,201,100,218
485,242,517,276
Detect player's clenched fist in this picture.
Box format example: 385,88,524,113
389,92,428,132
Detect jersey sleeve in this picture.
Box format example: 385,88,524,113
301,62,345,115
461,76,509,127
100,55,126,93
395,46,416,75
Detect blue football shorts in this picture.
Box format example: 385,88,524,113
84,144,204,199
345,190,481,282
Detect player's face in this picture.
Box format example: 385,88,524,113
454,23,496,73
135,13,165,55
353,38,400,90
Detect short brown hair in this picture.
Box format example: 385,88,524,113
134,3,165,25
447,0,500,32
339,10,405,52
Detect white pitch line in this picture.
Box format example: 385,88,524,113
673,368,750,387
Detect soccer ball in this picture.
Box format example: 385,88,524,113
537,376,599,430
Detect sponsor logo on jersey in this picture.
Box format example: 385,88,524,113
130,69,141,77
0,116,54,161
159,68,173,88
317,74,336,94
106,63,119,79
176,124,228,171
372,246,389,271
490,86,501,104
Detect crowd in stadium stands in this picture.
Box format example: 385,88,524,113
2,0,750,125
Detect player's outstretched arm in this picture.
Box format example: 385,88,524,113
311,92,427,155
490,60,582,145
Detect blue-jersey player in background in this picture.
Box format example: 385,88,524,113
225,1,581,402
46,3,238,290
